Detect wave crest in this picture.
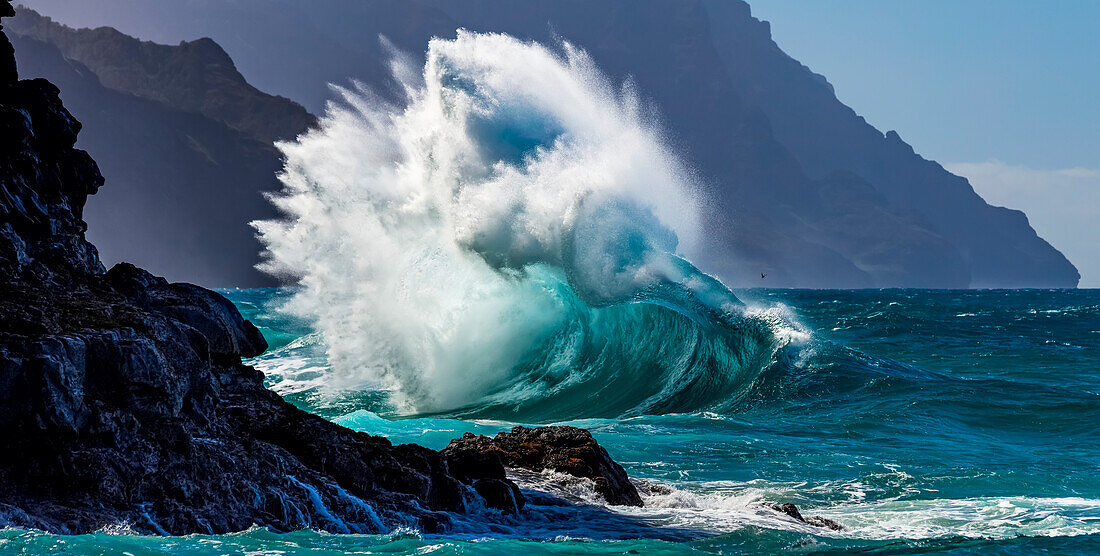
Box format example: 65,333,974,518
254,31,798,419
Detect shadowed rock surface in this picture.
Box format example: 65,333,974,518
0,3,635,534
6,7,315,288
771,503,844,532
444,426,643,507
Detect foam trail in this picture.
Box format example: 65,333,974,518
255,31,794,419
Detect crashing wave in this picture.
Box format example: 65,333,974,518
255,31,803,420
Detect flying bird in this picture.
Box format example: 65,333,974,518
761,273,767,279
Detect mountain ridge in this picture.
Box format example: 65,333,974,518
8,7,314,144
8,6,315,287
702,0,1079,287
12,0,1080,288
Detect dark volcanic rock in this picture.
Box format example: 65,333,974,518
771,503,844,531
0,2,538,534
444,426,643,507
0,2,640,532
471,479,524,514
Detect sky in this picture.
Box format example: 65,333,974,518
748,0,1099,287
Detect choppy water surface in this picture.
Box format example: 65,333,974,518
4,29,1098,555
6,288,1093,554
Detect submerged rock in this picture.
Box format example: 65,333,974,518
444,426,644,507
771,503,844,531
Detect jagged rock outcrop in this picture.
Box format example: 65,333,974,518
1,3,639,534
6,7,315,288
444,426,643,507
771,503,844,532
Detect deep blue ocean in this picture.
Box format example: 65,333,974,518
3,288,1096,554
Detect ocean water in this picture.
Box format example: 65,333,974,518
5,31,1097,555
5,288,1095,554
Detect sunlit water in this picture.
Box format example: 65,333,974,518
5,288,1094,554
5,30,1098,556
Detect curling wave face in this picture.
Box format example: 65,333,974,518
254,31,799,419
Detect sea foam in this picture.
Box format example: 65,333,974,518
255,31,788,418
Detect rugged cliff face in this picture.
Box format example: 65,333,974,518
0,2,526,533
17,0,1079,287
702,0,1080,288
7,7,314,288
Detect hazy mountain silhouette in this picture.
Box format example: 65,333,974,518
9,8,313,144
701,1,1078,288
8,8,315,287
13,0,1079,287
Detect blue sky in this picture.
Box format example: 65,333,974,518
748,0,1099,286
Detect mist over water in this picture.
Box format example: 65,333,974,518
234,31,1100,553
254,31,796,418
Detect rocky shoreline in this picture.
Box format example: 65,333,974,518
0,0,666,534
0,1,835,536
0,0,506,533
